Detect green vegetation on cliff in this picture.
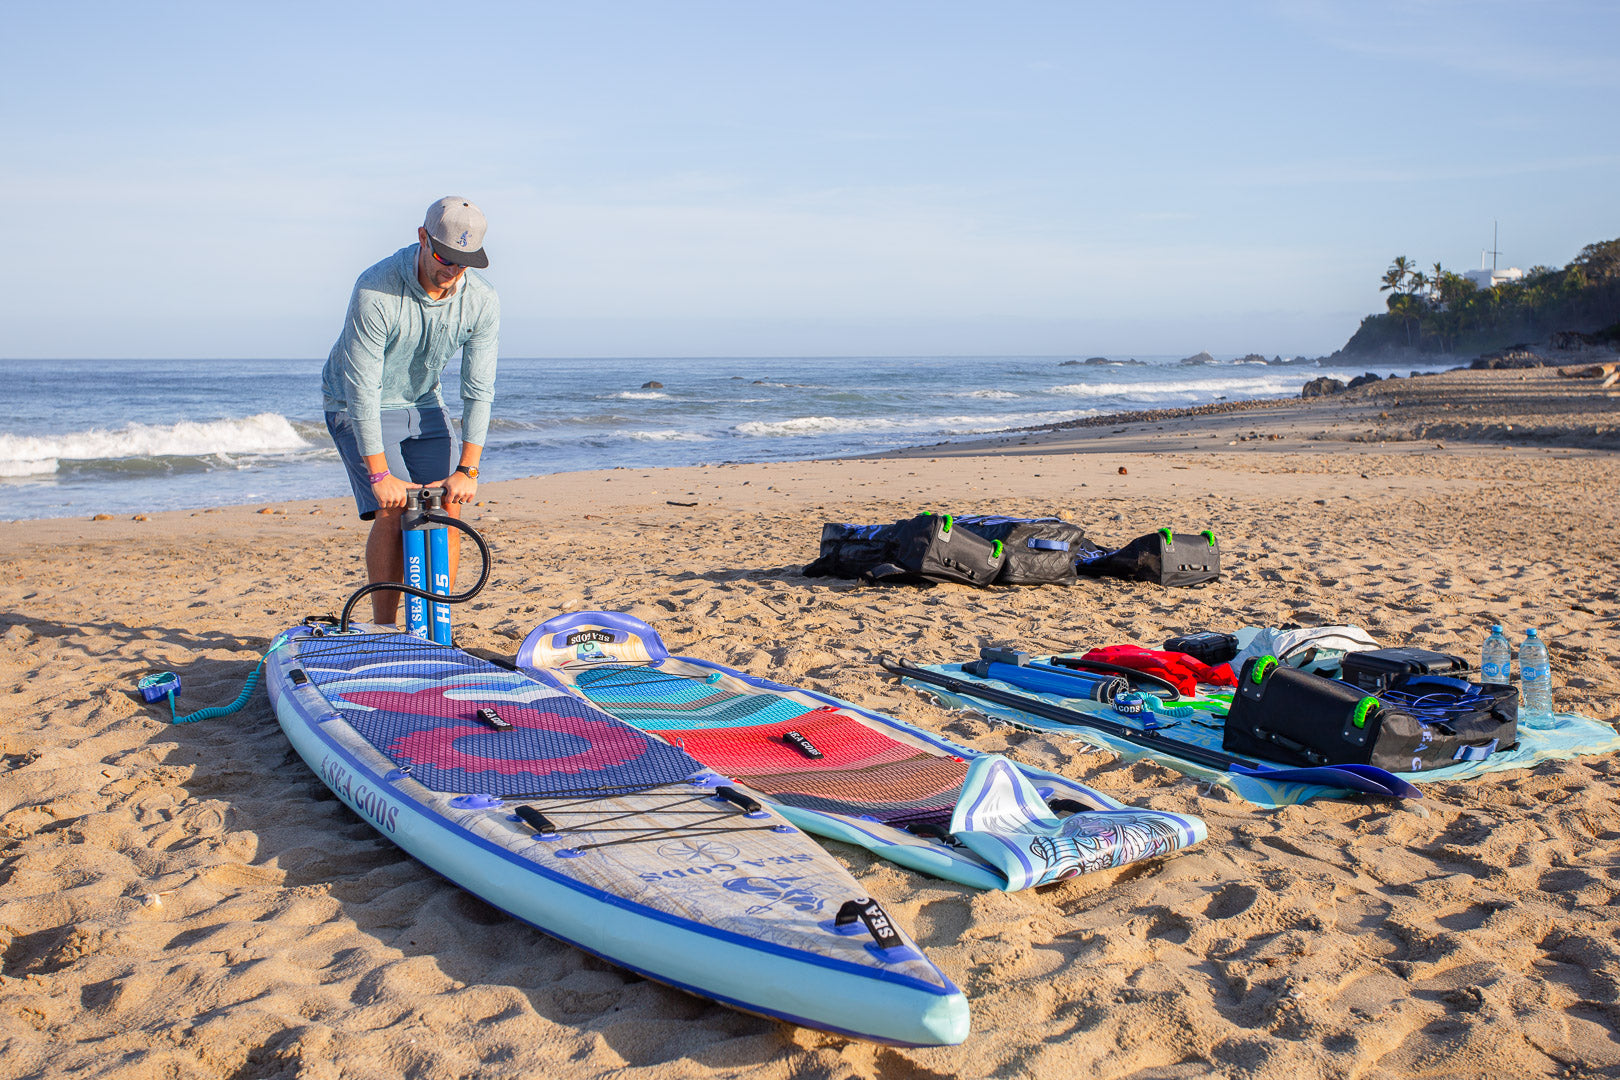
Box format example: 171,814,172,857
1343,238,1620,355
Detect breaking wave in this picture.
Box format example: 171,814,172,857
0,413,312,477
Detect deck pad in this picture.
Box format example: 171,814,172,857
297,635,699,796
574,671,971,827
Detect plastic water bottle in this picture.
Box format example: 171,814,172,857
1519,628,1553,720
1480,625,1512,685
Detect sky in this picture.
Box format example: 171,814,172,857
4,1,1617,360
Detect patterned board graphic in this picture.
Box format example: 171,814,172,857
295,636,702,796
575,666,809,731
519,613,1208,892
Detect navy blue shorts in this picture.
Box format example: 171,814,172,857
326,407,456,520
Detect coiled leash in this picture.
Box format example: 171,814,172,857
137,655,272,725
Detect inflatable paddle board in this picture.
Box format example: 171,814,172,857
265,623,968,1046
517,612,1206,892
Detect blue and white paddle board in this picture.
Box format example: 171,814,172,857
264,624,968,1046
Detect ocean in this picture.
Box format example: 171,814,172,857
0,353,1452,521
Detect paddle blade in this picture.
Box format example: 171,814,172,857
1227,762,1421,799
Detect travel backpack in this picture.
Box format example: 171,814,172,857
1223,657,1517,772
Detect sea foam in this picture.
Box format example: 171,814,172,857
733,408,1098,438
0,413,311,477
1047,375,1308,398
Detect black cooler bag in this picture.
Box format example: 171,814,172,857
1077,528,1221,587
952,515,1102,585
1223,657,1517,772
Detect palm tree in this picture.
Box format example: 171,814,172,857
1381,256,1414,294
1408,270,1430,301
1388,293,1421,346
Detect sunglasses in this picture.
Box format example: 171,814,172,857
428,248,464,269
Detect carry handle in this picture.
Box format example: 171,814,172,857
834,898,904,950
1027,538,1070,551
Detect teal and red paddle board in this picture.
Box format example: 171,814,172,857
517,612,1206,892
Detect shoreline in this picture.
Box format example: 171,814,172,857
3,366,1617,537
4,364,1620,1077
2,354,1576,528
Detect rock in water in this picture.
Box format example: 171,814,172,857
1302,377,1346,398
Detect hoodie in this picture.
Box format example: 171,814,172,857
321,245,500,456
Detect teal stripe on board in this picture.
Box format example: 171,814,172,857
574,666,809,731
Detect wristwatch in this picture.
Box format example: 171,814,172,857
455,464,479,479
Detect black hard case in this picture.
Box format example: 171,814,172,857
1340,647,1468,692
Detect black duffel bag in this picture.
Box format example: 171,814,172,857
803,521,907,579
804,513,1006,586
1076,528,1220,587
1223,657,1517,772
952,515,1102,585
868,513,1006,586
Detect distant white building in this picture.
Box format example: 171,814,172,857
1464,266,1524,290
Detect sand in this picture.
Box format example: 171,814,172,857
2,366,1618,1079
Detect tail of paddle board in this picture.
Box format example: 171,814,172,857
516,612,1206,892
264,624,968,1046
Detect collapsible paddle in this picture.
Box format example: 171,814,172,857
879,657,1421,799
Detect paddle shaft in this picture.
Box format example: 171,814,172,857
880,657,1282,774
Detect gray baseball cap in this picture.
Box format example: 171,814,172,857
423,196,489,268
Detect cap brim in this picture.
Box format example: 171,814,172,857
429,236,489,269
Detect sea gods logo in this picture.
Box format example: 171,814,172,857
563,629,618,663
320,754,401,833
565,630,616,647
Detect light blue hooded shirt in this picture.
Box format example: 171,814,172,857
321,245,500,457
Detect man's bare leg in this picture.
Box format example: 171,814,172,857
366,507,405,624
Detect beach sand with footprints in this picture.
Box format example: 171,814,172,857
3,365,1619,1079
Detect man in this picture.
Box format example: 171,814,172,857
322,196,500,625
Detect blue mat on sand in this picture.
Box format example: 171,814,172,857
907,658,1620,808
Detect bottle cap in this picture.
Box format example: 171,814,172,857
1491,624,1502,632
1526,628,1539,637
